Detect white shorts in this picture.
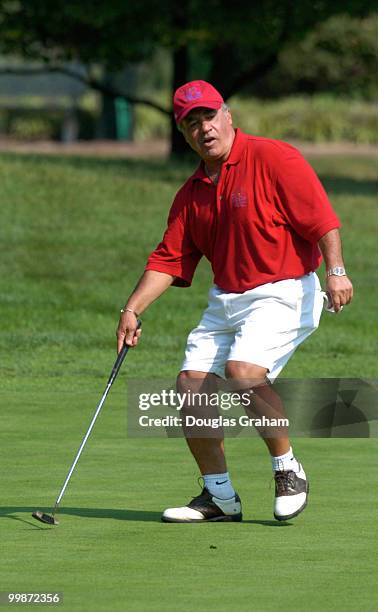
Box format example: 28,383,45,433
181,272,324,381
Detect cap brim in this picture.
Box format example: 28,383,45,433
176,100,223,124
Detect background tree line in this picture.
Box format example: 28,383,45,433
0,0,376,154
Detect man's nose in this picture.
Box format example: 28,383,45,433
201,120,212,133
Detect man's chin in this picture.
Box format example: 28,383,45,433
201,148,222,161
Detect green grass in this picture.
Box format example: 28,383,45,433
0,151,377,611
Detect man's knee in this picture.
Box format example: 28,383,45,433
225,360,268,386
177,370,210,391
176,371,220,433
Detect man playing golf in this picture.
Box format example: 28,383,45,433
116,80,353,523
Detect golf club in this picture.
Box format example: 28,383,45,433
32,320,141,525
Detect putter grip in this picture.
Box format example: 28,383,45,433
108,319,142,386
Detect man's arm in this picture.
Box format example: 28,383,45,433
318,228,353,313
116,270,175,351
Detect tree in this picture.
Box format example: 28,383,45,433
0,0,375,154
277,14,378,99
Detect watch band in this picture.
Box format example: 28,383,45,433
326,267,346,277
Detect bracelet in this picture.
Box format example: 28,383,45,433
120,307,139,317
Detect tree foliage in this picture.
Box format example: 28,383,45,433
281,13,378,99
0,1,159,64
254,13,378,99
1,1,375,94
0,1,376,152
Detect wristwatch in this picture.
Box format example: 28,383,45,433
326,267,346,277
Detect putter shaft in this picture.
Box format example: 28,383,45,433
32,323,140,525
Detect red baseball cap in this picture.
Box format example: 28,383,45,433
173,80,224,124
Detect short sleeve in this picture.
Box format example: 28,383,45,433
273,147,340,243
145,192,202,287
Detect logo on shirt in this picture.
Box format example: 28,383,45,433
231,191,248,207
185,86,202,101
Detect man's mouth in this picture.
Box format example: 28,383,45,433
202,137,216,147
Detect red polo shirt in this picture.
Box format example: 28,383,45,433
146,129,340,292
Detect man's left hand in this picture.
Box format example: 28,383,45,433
325,275,353,313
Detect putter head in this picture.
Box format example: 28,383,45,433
32,511,59,525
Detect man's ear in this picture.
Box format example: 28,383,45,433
177,122,187,138
226,110,233,126
180,125,191,146
181,129,190,145
179,128,194,151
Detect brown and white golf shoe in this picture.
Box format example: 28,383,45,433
274,463,309,521
161,487,242,523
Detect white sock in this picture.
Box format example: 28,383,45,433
203,472,235,500
271,447,299,472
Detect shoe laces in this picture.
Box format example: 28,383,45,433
274,470,296,495
190,476,206,502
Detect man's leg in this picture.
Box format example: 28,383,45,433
225,361,291,456
178,370,226,473
161,370,242,523
225,360,309,521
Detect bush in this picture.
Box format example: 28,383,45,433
7,115,57,140
133,89,171,141
132,94,378,144
229,95,378,144
0,107,97,141
134,105,170,140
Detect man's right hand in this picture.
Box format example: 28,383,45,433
116,270,175,353
116,311,142,352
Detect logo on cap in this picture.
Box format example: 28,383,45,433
185,86,202,102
